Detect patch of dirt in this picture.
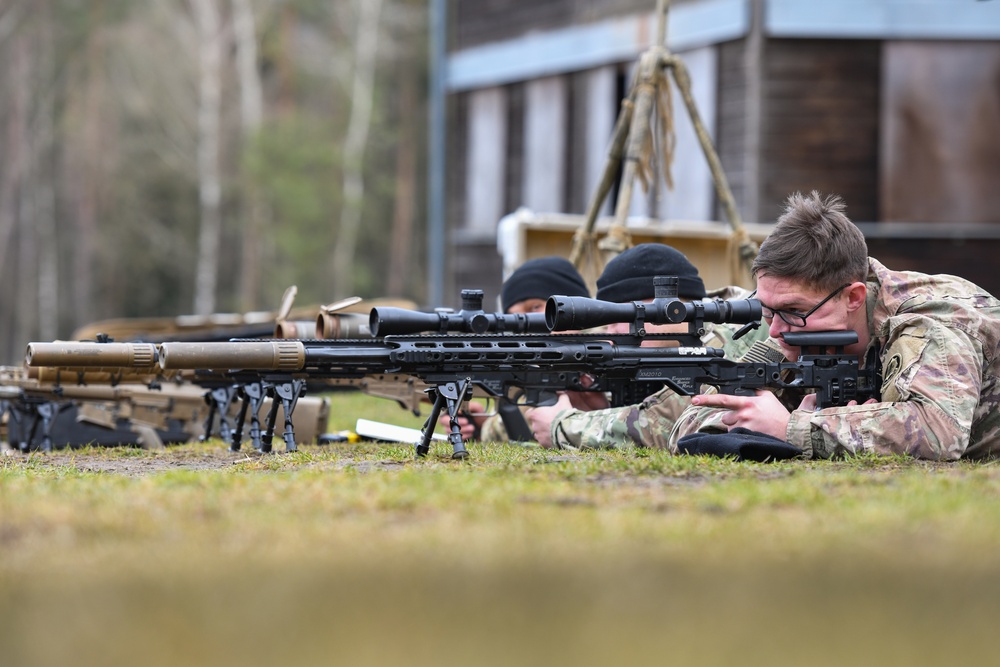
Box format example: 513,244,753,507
2,442,265,477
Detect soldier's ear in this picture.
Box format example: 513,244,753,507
844,282,867,313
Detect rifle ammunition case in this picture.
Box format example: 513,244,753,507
26,342,159,369
275,320,317,339
315,312,371,339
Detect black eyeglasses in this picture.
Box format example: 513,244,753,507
750,283,850,327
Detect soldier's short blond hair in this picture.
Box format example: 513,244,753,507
752,191,869,290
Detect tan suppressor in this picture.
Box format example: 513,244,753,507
158,341,305,371
26,342,159,369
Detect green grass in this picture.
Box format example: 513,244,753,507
2,391,1000,666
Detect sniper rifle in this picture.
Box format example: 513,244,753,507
24,281,879,460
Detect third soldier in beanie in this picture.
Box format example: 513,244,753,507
525,243,770,448
501,256,590,314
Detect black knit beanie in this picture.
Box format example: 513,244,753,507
501,257,590,312
596,243,706,302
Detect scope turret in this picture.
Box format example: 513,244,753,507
25,342,159,369
369,289,549,336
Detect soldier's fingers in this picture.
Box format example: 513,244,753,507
691,393,746,410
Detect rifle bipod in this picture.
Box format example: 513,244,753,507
6,398,65,452
259,378,306,453
419,379,474,459
202,385,240,445
231,381,267,452
203,378,306,453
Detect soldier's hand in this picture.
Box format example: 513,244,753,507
566,390,608,411
690,390,791,440
526,393,574,449
565,374,609,411
438,401,486,441
798,393,878,412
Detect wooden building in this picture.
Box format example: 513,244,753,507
432,0,1000,307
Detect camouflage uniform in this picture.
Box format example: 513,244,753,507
547,287,770,450
669,258,1000,460
478,405,533,444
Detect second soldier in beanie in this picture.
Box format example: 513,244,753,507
596,243,706,302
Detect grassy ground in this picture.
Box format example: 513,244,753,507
2,391,999,666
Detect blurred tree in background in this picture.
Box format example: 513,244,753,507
0,0,428,363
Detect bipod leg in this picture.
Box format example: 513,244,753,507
37,402,57,452
212,386,239,445
417,388,446,458
271,379,305,453
202,385,238,443
440,381,474,460
9,403,33,452
200,391,218,442
243,382,267,452
231,384,251,452
260,381,280,453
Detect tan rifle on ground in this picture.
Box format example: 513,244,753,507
0,364,330,453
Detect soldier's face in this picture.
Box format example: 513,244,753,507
506,298,547,315
756,274,851,357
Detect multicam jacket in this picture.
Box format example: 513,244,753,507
669,258,1000,461
547,286,770,450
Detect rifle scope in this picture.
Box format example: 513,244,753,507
25,342,159,369
369,289,549,337
545,296,762,332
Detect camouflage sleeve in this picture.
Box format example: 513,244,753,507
551,387,693,451
667,325,783,446
786,317,984,460
478,413,509,443
667,388,730,444
550,316,772,451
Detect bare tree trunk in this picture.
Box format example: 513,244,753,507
0,24,29,363
35,0,59,341
9,30,31,361
0,14,26,272
69,0,105,331
331,0,382,298
232,0,266,312
387,58,417,298
192,0,223,315
276,3,296,118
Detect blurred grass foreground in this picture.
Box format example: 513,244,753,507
2,392,1000,666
